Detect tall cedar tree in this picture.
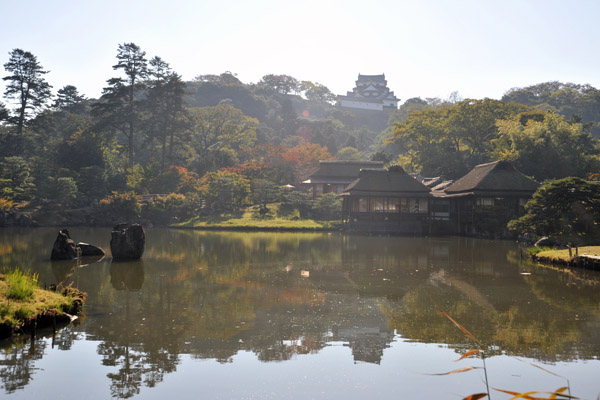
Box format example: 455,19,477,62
2,49,52,134
95,43,148,167
145,56,186,171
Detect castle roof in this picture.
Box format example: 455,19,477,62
357,74,386,82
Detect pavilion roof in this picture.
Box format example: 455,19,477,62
444,160,539,194
344,165,431,195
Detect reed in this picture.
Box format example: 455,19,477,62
435,305,576,400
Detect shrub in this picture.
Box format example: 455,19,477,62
311,193,342,220
197,170,250,212
93,191,141,224
142,193,198,225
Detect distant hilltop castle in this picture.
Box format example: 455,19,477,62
337,74,399,111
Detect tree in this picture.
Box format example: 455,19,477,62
336,146,362,160
197,170,250,212
0,102,8,122
387,99,528,178
493,111,598,181
53,85,86,113
187,105,258,173
259,74,299,95
0,156,37,201
300,81,336,104
144,56,187,171
94,43,148,167
508,177,600,244
3,49,52,134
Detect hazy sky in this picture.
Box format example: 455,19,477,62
1,0,600,104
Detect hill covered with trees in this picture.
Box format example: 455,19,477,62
1,43,599,226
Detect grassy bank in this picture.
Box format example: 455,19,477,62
174,204,341,231
0,268,86,338
534,246,600,263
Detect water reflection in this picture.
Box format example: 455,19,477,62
0,228,599,397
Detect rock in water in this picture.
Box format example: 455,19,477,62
77,242,106,257
110,223,145,260
51,229,78,260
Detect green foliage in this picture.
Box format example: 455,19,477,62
3,48,52,134
508,177,600,244
77,165,107,202
5,268,38,301
259,74,299,95
279,189,312,218
387,100,598,181
53,85,86,113
300,81,336,104
92,42,148,168
142,193,198,225
311,193,342,220
251,179,283,209
197,170,250,212
187,105,258,174
126,164,146,193
144,56,187,170
0,156,37,202
94,191,141,223
493,112,598,181
336,146,362,160
148,165,198,194
53,177,78,207
502,81,600,137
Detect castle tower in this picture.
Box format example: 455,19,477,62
337,74,399,111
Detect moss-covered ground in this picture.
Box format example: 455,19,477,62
0,269,86,338
534,246,600,262
174,203,341,230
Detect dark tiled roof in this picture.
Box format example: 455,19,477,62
307,160,384,180
357,74,386,82
344,165,431,195
444,160,539,194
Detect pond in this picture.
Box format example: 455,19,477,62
1,228,599,399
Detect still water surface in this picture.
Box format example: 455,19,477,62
1,228,599,399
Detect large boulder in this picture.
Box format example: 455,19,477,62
51,229,78,260
110,223,145,260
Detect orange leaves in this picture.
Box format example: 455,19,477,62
426,366,480,376
462,394,488,400
493,387,576,399
436,305,481,345
456,349,482,361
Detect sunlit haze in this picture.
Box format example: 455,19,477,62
2,0,600,102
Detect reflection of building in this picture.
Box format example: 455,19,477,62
337,74,399,111
341,160,539,237
303,160,383,198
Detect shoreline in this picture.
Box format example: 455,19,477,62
0,283,86,340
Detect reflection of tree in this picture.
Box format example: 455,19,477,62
3,228,600,396
0,338,46,393
110,260,145,291
381,264,600,361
